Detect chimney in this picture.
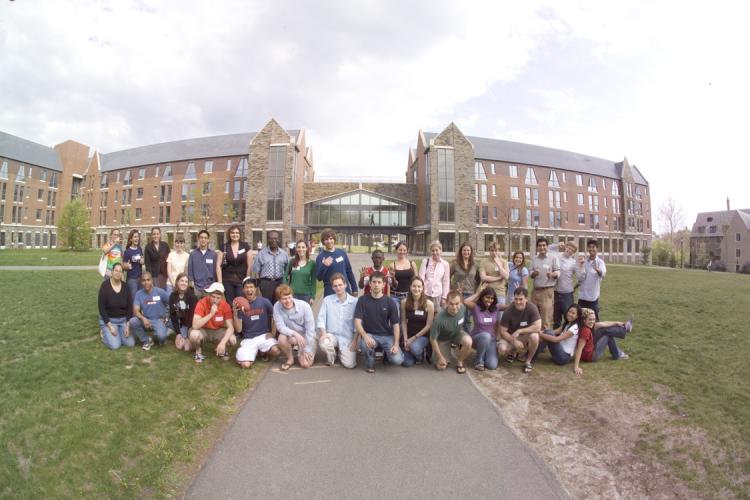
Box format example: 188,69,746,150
727,197,731,211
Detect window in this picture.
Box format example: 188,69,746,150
233,180,241,200
548,170,560,188
17,165,26,182
577,213,585,224
491,184,496,197
511,208,520,222
203,182,212,195
160,185,172,203
563,192,568,203
136,187,143,199
204,160,213,173
138,168,146,180
508,164,518,177
37,188,44,201
227,159,232,171
163,164,174,181
35,208,42,220
577,193,584,206
737,249,742,258
510,186,519,199
590,214,600,229
0,161,7,179
490,163,496,175
267,146,285,221
135,207,142,219
604,197,608,209
474,161,487,180
737,233,742,242
437,148,455,222
548,190,560,208
49,172,58,188
525,188,531,206
155,166,160,178
123,170,132,186
475,184,487,203
709,226,717,234
588,176,597,193
524,167,538,185
493,206,497,219
39,169,47,182
100,174,108,188
602,178,607,190
612,182,619,196
438,232,455,253
588,195,599,211
235,158,248,178
697,226,706,234
575,174,583,186
225,180,230,194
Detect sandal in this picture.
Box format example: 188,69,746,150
456,364,466,374
194,353,205,364
280,361,293,371
219,351,230,361
474,364,486,372
522,363,533,374
505,354,516,364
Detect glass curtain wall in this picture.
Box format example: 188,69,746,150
306,191,413,227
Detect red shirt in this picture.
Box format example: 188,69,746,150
195,297,232,330
363,266,391,295
579,326,594,362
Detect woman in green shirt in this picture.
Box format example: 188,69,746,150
451,241,479,333
283,240,316,305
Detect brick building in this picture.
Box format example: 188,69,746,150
1,120,651,262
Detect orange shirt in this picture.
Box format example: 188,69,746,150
194,296,232,330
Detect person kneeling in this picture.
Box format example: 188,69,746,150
355,272,404,373
189,282,236,364
429,290,473,374
273,284,317,370
498,287,541,374
317,273,358,368
129,272,171,350
232,278,280,369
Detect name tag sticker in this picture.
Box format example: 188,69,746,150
250,315,260,321
133,255,141,262
483,317,493,323
520,321,528,327
414,310,424,316
206,259,214,264
152,296,160,301
335,256,344,263
215,315,224,322
238,248,246,254
458,318,465,325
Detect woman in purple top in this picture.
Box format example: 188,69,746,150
464,284,502,371
122,229,144,301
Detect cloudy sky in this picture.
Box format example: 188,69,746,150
1,0,747,231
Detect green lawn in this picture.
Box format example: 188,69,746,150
0,271,264,498
531,264,750,497
0,249,101,266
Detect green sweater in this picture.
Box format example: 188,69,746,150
283,260,316,298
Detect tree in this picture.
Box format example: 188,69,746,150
57,198,92,250
496,196,526,255
658,196,685,247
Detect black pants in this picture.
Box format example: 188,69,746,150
578,298,600,320
259,278,282,304
553,291,574,329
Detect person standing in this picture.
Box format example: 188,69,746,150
578,239,607,320
252,231,289,304
122,229,143,300
101,227,123,279
529,237,559,330
429,290,473,374
389,241,417,304
129,272,171,350
479,241,510,309
166,235,189,295
554,241,583,329
355,272,404,372
418,240,450,313
98,262,134,350
283,239,316,304
315,228,357,297
188,230,218,298
217,224,253,305
507,251,529,302
144,227,170,289
359,249,392,296
451,242,479,333
316,273,358,368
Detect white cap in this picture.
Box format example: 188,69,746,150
205,282,225,294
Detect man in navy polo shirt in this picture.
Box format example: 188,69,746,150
232,278,280,369
130,272,171,350
188,229,217,297
355,271,403,373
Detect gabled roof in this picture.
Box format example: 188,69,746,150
422,132,648,184
690,209,750,236
0,131,63,171
737,210,750,230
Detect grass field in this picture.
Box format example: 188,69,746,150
0,249,100,266
548,264,750,497
0,271,264,498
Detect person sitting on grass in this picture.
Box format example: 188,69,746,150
169,272,198,352
233,277,279,369
429,290,473,374
98,262,134,350
498,287,541,374
572,309,633,375
189,282,236,364
129,272,171,350
537,304,583,366
400,276,435,366
355,272,404,373
273,284,317,371
317,273,359,368
463,284,503,371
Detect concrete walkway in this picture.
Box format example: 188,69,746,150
187,363,568,500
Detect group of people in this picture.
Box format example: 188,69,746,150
98,226,633,375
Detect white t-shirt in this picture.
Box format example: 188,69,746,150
559,323,580,355
167,251,190,285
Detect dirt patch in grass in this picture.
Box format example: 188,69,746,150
469,367,743,499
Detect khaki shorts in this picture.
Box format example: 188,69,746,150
498,333,535,353
197,327,228,343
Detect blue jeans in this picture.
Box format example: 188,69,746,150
471,331,499,369
126,277,142,302
99,317,135,350
553,291,574,329
129,316,169,346
593,325,626,360
359,334,405,369
402,336,429,367
546,341,573,365
462,292,473,333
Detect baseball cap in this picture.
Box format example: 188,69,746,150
205,282,225,294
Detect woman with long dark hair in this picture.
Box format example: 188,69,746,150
217,224,252,305
451,241,479,333
144,227,170,289
389,241,417,304
283,239,316,304
122,229,143,300
400,277,435,366
98,262,134,350
169,272,198,352
464,284,501,370
537,304,584,366
507,251,529,303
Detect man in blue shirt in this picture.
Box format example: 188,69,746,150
316,227,358,297
252,231,289,304
317,272,358,368
355,272,403,373
273,284,317,370
129,272,171,350
232,278,279,369
188,230,218,297
578,239,607,320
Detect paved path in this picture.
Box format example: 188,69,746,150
187,363,568,500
